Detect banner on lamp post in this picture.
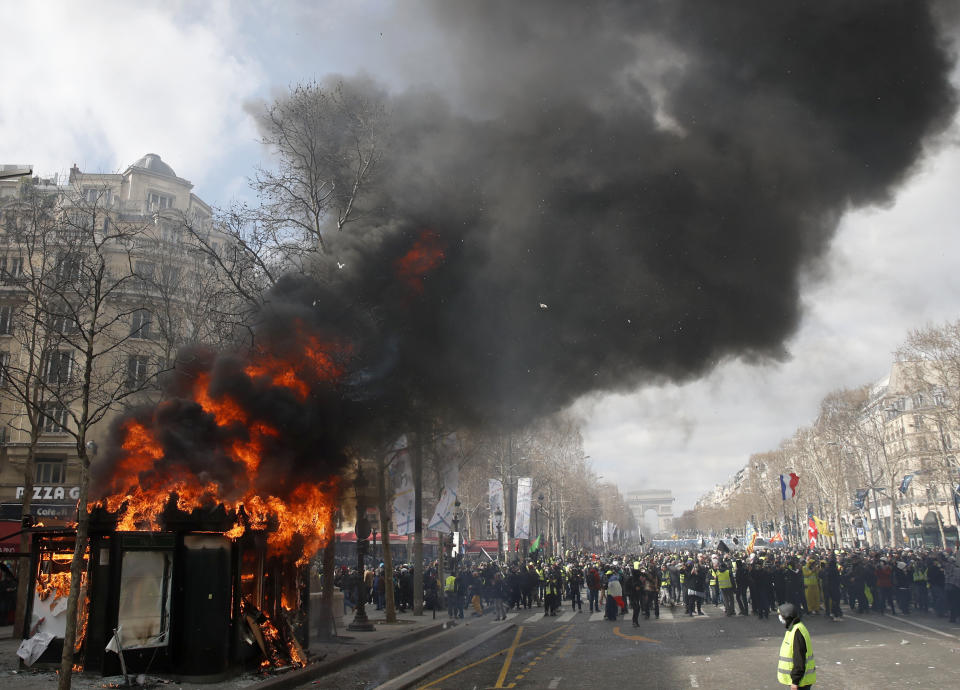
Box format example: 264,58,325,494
428,463,459,532
388,436,416,535
489,479,504,533
514,477,533,539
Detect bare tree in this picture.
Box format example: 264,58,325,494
23,181,184,689
0,176,73,637
253,79,386,254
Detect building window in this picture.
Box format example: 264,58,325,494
35,458,65,484
148,193,172,211
84,187,112,205
0,256,24,285
0,351,9,387
160,265,181,286
56,253,83,282
50,312,79,336
42,402,68,433
159,221,181,244
130,309,153,339
41,350,73,385
0,305,12,335
134,261,155,287
126,354,150,390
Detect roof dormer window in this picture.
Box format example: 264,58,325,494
148,192,172,211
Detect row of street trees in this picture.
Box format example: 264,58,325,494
676,322,960,550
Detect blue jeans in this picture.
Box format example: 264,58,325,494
588,589,600,611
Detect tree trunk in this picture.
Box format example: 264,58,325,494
888,483,899,547
413,432,423,616
376,455,397,623
13,439,37,639
57,456,89,690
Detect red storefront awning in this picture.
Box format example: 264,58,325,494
0,522,23,554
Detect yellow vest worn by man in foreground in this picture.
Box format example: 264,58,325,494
776,603,816,688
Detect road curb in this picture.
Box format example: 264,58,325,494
375,622,517,690
255,621,451,690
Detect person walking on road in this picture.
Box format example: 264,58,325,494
776,603,817,689
586,564,602,613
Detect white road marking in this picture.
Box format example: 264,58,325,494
557,610,577,622
589,612,606,622
525,612,545,624
689,674,699,687
846,614,935,640
882,615,958,639
548,678,562,689
504,612,518,621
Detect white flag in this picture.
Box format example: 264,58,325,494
388,436,416,535
514,477,533,539
428,463,459,531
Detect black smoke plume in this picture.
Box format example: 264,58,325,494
330,1,957,424
94,1,957,495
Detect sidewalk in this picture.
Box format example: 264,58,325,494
0,610,451,690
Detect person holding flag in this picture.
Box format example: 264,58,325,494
807,507,818,550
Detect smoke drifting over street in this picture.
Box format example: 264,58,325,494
91,1,959,497
326,1,957,426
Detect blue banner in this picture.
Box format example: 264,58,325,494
899,474,914,495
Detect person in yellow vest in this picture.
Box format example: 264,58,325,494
776,603,816,689
716,559,735,616
445,572,458,619
802,558,821,614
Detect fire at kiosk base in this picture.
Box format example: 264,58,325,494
24,505,311,679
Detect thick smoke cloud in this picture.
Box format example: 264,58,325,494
325,1,957,426
93,2,958,497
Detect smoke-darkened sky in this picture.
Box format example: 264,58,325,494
6,1,960,511
318,1,956,429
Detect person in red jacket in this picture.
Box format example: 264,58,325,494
586,565,602,612
874,558,896,615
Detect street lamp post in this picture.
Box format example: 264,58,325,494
495,507,503,563
451,499,462,571
535,494,544,557
348,464,375,632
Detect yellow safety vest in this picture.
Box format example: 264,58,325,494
709,569,718,586
913,567,927,583
777,621,816,687
445,575,456,593
802,566,817,588
717,569,733,589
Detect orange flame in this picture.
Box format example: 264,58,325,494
92,325,345,565
395,230,445,294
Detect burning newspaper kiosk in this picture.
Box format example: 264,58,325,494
25,502,312,677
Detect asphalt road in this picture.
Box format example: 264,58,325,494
309,602,960,689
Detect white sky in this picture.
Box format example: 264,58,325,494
3,1,958,514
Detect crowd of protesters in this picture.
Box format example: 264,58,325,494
330,543,960,629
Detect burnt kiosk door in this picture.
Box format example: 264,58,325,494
172,534,232,676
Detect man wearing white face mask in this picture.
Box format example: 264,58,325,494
776,603,817,689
